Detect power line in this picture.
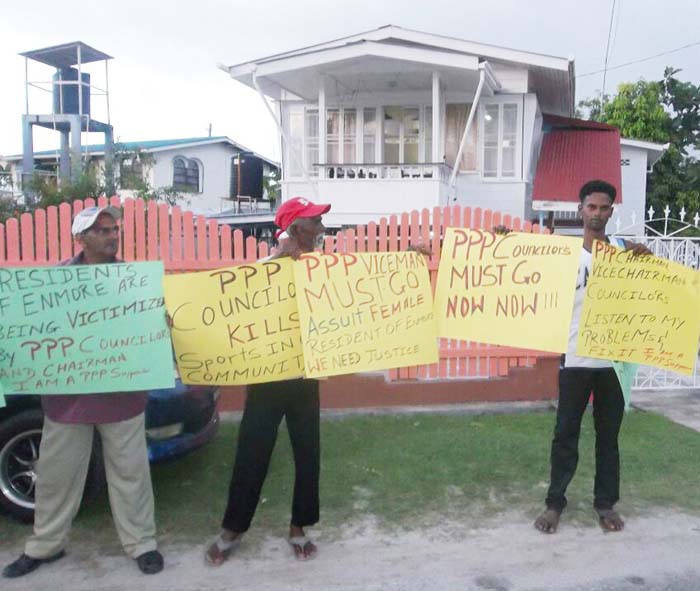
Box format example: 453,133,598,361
578,40,700,78
609,0,622,64
602,0,618,97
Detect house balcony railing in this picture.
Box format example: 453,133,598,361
552,210,578,220
312,162,453,182
220,195,274,214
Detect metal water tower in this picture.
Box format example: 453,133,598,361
20,41,115,203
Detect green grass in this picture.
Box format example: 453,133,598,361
1,409,699,551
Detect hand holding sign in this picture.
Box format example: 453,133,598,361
577,240,700,375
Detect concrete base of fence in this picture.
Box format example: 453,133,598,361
216,356,559,412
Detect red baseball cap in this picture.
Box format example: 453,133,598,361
274,197,331,239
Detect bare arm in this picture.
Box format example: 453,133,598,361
269,236,304,260
406,241,432,256
407,225,510,258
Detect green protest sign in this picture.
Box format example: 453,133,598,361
0,262,174,394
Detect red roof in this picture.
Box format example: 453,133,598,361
532,127,621,205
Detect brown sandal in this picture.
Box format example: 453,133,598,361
596,508,624,532
288,536,317,561
204,534,241,566
534,508,561,534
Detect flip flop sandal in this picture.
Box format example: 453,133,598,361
596,509,624,532
288,536,317,561
204,534,241,566
534,508,560,534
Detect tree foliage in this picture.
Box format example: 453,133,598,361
140,185,186,207
28,163,106,210
0,165,20,223
578,67,700,222
263,168,281,204
579,80,669,143
114,147,154,194
0,164,106,223
112,146,187,206
2,147,188,224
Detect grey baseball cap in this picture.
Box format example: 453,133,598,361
71,206,122,235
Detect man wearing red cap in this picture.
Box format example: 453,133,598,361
206,197,330,565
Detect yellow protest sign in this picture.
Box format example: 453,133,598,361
576,240,700,375
163,259,304,385
434,229,582,352
293,252,438,378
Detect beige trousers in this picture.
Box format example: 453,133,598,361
25,413,157,559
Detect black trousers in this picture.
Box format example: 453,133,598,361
222,378,320,533
545,367,624,512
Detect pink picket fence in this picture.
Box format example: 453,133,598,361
0,196,557,381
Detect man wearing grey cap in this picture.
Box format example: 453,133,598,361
3,206,164,579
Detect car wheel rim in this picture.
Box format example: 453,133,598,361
0,429,41,510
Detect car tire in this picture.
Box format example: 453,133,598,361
0,410,106,523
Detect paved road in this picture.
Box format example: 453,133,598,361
2,512,699,591
632,388,700,432
553,573,700,591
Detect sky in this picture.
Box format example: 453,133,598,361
1,0,698,162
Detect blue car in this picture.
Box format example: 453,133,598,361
0,380,219,522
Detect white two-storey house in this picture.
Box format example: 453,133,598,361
222,25,664,233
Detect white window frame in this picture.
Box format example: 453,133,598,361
360,107,378,164
284,104,305,179
284,102,436,177
172,155,203,193
478,97,523,180
305,107,319,177
325,108,340,165
342,108,358,165
323,106,359,165
284,103,328,179
381,105,431,164
423,106,432,163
